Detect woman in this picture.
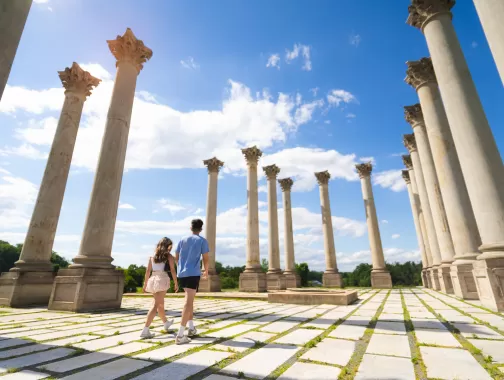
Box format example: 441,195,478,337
140,237,179,339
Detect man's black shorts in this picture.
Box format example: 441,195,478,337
178,276,200,291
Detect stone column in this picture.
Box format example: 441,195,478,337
278,178,300,288
0,63,100,307
473,0,504,85
239,146,266,292
199,157,224,292
406,58,481,299
263,165,285,290
0,0,32,101
404,105,455,294
356,163,392,289
48,29,153,312
402,140,441,290
402,170,431,288
408,1,504,311
315,171,342,287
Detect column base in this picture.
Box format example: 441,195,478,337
322,272,343,288
239,271,267,292
48,268,124,312
0,271,55,307
267,272,286,291
438,265,454,294
429,267,441,290
472,258,504,311
450,262,479,300
371,271,392,289
198,273,221,292
283,271,301,288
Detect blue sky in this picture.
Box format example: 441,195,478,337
1,0,503,271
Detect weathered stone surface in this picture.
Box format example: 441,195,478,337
468,339,504,362
301,338,355,366
366,334,411,357
274,328,323,345
277,362,341,379
415,329,461,347
60,357,152,380
355,354,415,380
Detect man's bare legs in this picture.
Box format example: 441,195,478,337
176,288,196,343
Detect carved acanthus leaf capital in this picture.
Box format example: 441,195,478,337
263,164,280,179
405,57,437,89
242,146,262,166
403,134,418,153
107,28,153,73
203,157,224,173
404,104,424,127
278,177,294,192
355,162,373,178
315,170,331,186
402,154,414,170
58,62,100,98
407,0,455,30
402,170,411,184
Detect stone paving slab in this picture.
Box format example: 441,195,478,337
453,323,504,340
414,329,461,347
373,321,406,335
0,347,75,374
0,370,49,379
60,357,152,380
277,361,341,379
329,323,367,340
0,338,31,350
355,354,415,380
274,328,323,345
468,339,504,363
420,346,492,380
301,338,355,366
366,333,411,358
133,337,215,361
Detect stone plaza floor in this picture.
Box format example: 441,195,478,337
0,289,503,379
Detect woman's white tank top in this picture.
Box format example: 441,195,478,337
151,257,165,271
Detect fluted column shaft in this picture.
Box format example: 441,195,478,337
279,179,295,274
418,12,504,260
0,0,32,101
71,29,152,269
406,110,456,266
203,158,223,275
14,64,100,273
315,172,338,273
264,166,281,273
473,0,504,85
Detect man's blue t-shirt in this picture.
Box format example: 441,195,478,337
176,234,209,278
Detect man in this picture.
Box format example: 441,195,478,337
175,218,209,344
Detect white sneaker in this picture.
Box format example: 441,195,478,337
175,335,191,345
164,319,174,331
140,330,155,339
187,327,197,337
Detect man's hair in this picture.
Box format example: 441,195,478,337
191,219,204,232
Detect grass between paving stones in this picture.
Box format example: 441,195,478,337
414,290,504,379
435,288,504,317
425,290,504,336
400,289,428,380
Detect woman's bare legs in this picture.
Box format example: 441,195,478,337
144,291,167,327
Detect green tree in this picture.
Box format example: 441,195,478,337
261,258,268,273
0,241,70,274
295,262,309,287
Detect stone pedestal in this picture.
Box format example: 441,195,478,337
198,273,221,292
438,265,454,294
0,271,55,307
323,271,343,288
371,271,392,289
473,258,504,311
48,268,123,312
450,263,479,300
429,268,441,291
267,272,285,291
422,269,431,288
239,271,267,292
283,271,301,288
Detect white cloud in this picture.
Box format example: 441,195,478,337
34,0,50,3
349,34,362,47
119,203,136,210
156,198,186,214
180,57,199,70
0,174,37,230
336,247,420,271
324,120,331,124
310,88,319,97
392,234,400,239
258,185,268,193
327,89,357,107
372,170,406,192
346,113,356,119
381,220,389,224
285,44,312,71
79,63,112,81
294,100,324,125
266,54,280,69
194,208,204,215
359,157,375,165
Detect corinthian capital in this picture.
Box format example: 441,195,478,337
355,162,373,178
203,157,224,173
402,170,411,184
407,0,456,30
58,62,100,98
404,104,424,127
278,178,294,192
263,164,280,180
403,134,418,153
107,28,153,73
402,154,414,170
405,57,437,89
242,146,262,166
315,170,331,186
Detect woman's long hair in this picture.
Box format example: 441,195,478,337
153,237,172,264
